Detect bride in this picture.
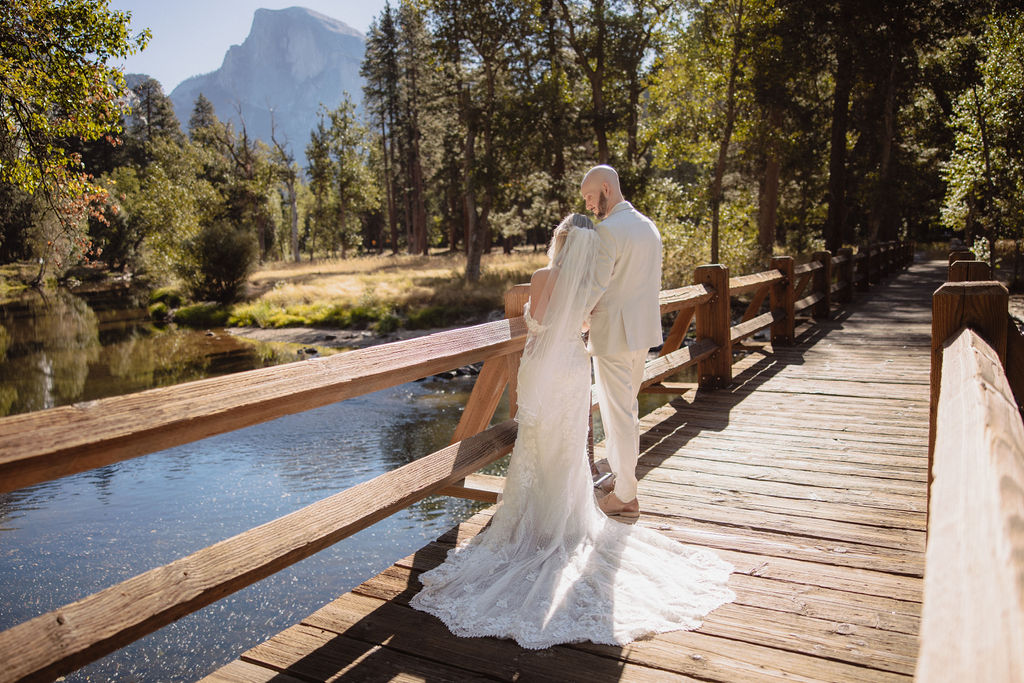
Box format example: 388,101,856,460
410,214,734,649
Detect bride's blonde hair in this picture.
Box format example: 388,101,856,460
548,213,594,265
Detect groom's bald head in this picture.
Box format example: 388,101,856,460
581,165,624,220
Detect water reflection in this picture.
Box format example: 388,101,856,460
0,288,332,417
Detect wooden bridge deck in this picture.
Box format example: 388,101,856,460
204,261,942,683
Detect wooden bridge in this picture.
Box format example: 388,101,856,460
1,243,1021,682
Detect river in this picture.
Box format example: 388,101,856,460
0,285,675,680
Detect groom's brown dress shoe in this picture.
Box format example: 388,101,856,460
598,491,640,520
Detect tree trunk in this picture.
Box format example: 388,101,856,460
826,33,853,252
463,110,483,283
758,104,782,262
592,0,608,164
869,52,897,243
340,202,347,258
288,179,299,263
411,149,428,254
379,117,398,255
709,0,744,264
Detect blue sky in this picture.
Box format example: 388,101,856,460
108,1,390,92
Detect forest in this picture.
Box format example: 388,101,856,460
2,0,1023,308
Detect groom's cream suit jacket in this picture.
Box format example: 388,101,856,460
585,201,663,357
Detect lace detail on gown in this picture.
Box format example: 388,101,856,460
409,300,735,650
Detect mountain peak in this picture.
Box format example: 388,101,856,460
252,6,364,39
170,6,365,158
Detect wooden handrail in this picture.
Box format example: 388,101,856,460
659,283,714,311
918,327,1024,681
729,269,783,296
793,261,821,275
0,317,527,494
0,239,913,681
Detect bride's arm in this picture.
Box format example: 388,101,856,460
529,268,553,322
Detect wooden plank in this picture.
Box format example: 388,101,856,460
437,472,504,503
200,659,307,683
644,441,927,483
237,623,499,682
795,291,824,313
794,262,821,276
449,355,510,444
660,283,715,312
301,592,690,682
659,306,695,357
740,284,770,322
404,523,923,606
730,310,783,344
360,562,921,638
356,565,916,682
640,339,719,392
917,328,1024,682
633,487,924,552
0,317,528,494
0,420,519,683
730,269,784,295
640,381,698,394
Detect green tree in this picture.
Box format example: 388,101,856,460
305,111,333,259
325,96,375,257
362,2,402,253
942,10,1024,281
0,0,148,263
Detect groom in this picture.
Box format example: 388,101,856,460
581,165,663,520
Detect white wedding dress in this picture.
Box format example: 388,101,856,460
410,224,734,649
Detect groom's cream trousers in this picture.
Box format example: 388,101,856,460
593,349,648,502
585,200,663,504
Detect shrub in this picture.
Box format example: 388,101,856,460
149,287,183,308
406,305,453,329
374,310,401,334
147,301,169,321
173,302,229,328
176,220,258,304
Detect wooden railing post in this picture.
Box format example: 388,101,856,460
449,284,528,444
949,259,991,282
769,256,795,345
837,247,854,303
812,250,832,319
929,281,1009,478
694,264,731,388
949,249,975,266
503,284,530,418
855,246,870,292
869,244,881,284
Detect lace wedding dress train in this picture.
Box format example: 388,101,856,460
409,298,735,649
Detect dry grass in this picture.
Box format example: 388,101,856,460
232,249,549,330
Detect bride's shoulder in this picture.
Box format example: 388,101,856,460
531,267,553,286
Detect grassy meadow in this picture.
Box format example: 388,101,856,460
225,249,550,332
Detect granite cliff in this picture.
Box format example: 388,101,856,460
169,6,365,160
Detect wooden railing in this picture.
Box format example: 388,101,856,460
0,240,913,682
919,255,1024,681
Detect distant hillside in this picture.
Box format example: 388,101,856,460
169,6,365,162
